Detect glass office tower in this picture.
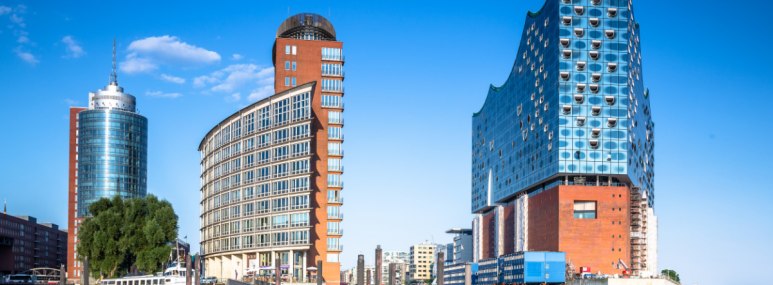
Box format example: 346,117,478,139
471,0,656,277
76,78,148,217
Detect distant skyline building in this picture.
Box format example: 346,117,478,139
471,0,656,277
198,13,345,284
381,250,408,285
0,213,67,274
375,245,383,285
408,242,436,284
67,44,148,282
445,228,473,265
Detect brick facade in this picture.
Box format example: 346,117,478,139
67,107,85,281
0,214,67,274
528,185,630,275
272,23,344,285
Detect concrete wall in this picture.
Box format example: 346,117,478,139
568,278,678,285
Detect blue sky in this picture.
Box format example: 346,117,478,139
0,0,771,284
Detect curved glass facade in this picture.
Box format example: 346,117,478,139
199,85,319,279
77,109,147,216
472,0,655,213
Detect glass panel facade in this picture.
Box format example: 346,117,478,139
471,0,655,212
77,110,148,217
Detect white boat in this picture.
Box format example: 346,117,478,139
101,239,192,285
99,262,191,285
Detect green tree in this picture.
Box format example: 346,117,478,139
661,269,680,282
78,195,178,279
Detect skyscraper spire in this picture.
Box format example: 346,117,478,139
110,38,118,85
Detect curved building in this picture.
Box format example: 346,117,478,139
471,0,656,277
200,13,344,284
77,81,148,216
68,49,148,282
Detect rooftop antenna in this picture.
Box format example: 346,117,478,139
110,38,118,85
3,199,6,214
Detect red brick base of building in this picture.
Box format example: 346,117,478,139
528,185,630,275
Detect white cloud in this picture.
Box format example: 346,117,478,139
160,73,186,84
61,36,85,58
232,53,243,61
227,93,241,102
248,85,274,101
9,13,24,27
193,74,218,88
194,64,274,102
211,64,272,93
14,48,38,65
4,5,37,65
16,31,29,43
121,35,220,74
121,54,157,73
146,90,182,99
64,98,79,106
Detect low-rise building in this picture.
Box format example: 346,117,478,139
381,251,408,285
0,213,67,274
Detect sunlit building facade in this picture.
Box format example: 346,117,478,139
471,0,656,277
199,13,344,284
67,60,148,282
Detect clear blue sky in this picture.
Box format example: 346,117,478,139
0,1,771,284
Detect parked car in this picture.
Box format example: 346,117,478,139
200,276,218,285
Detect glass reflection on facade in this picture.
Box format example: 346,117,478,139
471,0,655,213
76,82,147,217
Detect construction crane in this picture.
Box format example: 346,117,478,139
617,259,631,277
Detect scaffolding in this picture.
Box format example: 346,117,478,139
629,187,648,276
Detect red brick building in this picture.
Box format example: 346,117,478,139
66,107,85,282
0,213,67,274
199,13,344,284
273,15,344,283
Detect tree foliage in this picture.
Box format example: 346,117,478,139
661,269,680,282
77,195,178,278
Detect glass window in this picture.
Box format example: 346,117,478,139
291,92,310,121
290,230,308,244
290,213,309,227
328,158,342,171
291,142,309,157
328,142,342,156
290,195,308,210
328,111,342,124
284,61,290,70
328,126,343,140
327,174,342,187
321,95,343,108
574,201,597,219
272,198,288,212
273,98,289,126
327,237,341,250
321,47,342,60
321,79,343,92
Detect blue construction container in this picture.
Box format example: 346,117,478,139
500,251,566,284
